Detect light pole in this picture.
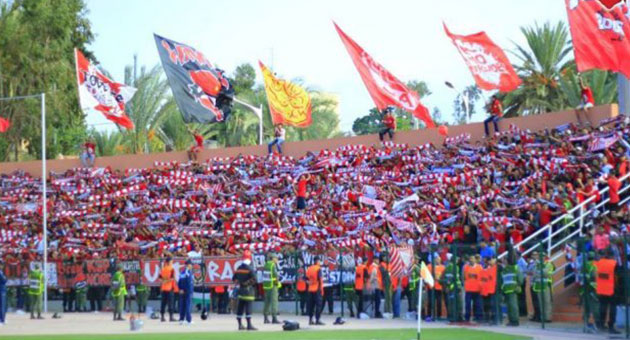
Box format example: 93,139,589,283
0,93,47,312
445,81,470,121
233,97,264,145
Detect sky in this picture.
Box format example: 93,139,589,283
84,0,570,132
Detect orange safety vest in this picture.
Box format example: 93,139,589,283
463,264,482,293
355,264,365,290
480,265,497,296
215,285,225,294
297,278,307,292
306,264,322,294
428,264,445,291
595,258,616,296
160,265,175,292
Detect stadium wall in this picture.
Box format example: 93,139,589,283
0,104,619,176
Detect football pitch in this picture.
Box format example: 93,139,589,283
0,329,530,340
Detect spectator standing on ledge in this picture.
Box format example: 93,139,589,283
484,95,503,136
80,139,96,167
576,77,595,126
268,123,285,154
186,127,204,162
379,106,396,142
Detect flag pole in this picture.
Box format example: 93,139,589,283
417,278,423,340
233,97,263,145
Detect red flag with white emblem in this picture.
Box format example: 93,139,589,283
334,23,434,128
565,0,630,77
74,49,136,129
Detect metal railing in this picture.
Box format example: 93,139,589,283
498,172,630,265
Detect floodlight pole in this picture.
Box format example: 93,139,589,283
445,81,470,122
233,97,264,145
0,93,47,312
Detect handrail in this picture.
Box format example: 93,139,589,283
498,171,630,260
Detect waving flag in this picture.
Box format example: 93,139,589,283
154,34,234,124
0,117,9,133
444,24,521,92
420,261,435,287
74,49,136,129
334,23,434,128
259,61,312,127
565,0,630,77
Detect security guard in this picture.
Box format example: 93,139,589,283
380,255,392,315
160,257,176,322
262,253,280,324
111,263,127,321
306,256,325,325
441,257,463,322
74,270,88,312
480,257,497,324
463,255,482,322
578,252,599,332
594,250,620,334
532,251,554,323
28,263,44,320
296,267,307,315
354,257,367,317
342,260,356,318
233,255,257,331
426,257,444,318
178,259,194,325
501,252,523,326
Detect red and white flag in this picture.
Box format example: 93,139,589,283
334,23,435,128
444,24,521,92
565,0,630,77
0,117,9,133
74,49,136,129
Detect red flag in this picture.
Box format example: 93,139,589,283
333,23,434,128
565,0,630,77
0,117,9,133
75,49,136,129
444,24,521,92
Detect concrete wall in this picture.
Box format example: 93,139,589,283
0,104,618,176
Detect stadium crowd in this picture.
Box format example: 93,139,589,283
1,114,630,329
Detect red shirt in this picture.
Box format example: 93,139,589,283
194,134,204,148
582,87,594,104
383,114,396,130
491,99,503,117
539,209,552,226
608,177,621,204
297,179,307,198
84,142,95,154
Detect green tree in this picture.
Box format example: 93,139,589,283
559,68,618,107
89,129,127,156
0,0,94,161
500,22,573,117
453,85,482,124
352,108,382,136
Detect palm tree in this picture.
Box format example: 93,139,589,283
559,68,618,108
89,129,128,156
123,63,178,153
501,22,574,117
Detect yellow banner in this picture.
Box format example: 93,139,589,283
259,61,312,128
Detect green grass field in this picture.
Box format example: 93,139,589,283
0,329,530,340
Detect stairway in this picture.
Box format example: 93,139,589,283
552,286,583,323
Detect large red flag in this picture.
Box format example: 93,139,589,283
0,117,9,133
334,23,434,128
75,49,136,129
565,0,630,77
444,24,521,92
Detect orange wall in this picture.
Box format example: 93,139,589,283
0,104,619,176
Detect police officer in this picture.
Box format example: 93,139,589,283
380,255,392,315
306,256,325,325
262,253,280,324
111,263,126,321
342,258,356,318
28,263,44,320
135,273,148,314
578,252,599,332
232,255,257,331
0,261,7,325
532,251,554,323
501,252,523,326
441,256,463,322
595,250,620,334
178,259,194,325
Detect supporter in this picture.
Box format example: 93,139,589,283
576,77,595,126
484,95,503,136
80,139,96,167
378,107,396,142
186,127,204,162
268,123,285,154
